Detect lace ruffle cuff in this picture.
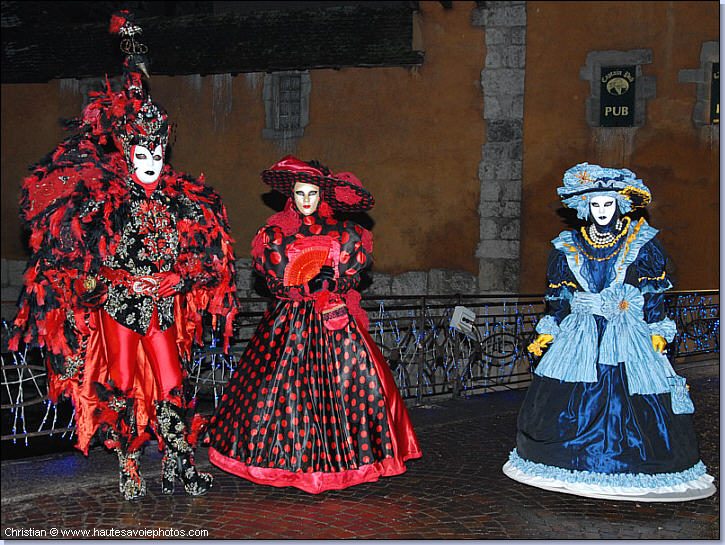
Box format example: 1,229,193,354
535,314,560,337
648,317,677,343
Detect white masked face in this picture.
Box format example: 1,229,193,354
132,144,164,184
589,195,617,226
293,181,321,216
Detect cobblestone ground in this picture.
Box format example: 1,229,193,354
1,368,719,540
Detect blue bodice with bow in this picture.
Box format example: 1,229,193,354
534,218,678,395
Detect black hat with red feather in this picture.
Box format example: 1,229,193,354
261,155,375,213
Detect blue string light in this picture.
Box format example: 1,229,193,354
1,293,719,447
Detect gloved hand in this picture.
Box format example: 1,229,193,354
156,272,183,298
651,334,667,353
527,333,554,356
308,266,336,293
73,275,108,309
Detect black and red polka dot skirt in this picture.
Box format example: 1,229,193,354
207,300,422,493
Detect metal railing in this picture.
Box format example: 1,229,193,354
1,290,719,446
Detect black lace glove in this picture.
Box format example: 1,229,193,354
307,265,336,293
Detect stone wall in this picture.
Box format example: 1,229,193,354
2,3,485,281
234,258,477,298
519,2,719,292
678,41,720,127
471,1,526,293
1,258,24,321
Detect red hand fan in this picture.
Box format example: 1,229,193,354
283,236,340,287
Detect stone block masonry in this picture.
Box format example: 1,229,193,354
472,1,526,293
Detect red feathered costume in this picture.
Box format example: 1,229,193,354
10,11,239,500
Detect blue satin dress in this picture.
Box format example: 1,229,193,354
512,219,704,485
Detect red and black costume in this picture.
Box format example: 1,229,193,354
10,12,239,500
207,156,421,493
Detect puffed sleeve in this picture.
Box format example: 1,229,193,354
541,248,579,329
626,237,676,340
334,222,372,294
251,224,304,301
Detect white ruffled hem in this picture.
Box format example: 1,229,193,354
502,461,716,502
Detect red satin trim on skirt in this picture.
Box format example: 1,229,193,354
359,325,422,462
208,318,421,493
209,446,409,494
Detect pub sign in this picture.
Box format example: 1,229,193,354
600,65,636,127
711,62,719,124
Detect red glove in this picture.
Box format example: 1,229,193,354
156,272,182,298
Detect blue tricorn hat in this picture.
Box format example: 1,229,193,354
557,162,652,220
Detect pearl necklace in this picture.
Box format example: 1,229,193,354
582,218,627,248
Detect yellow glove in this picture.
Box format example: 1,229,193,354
651,335,667,353
528,334,554,356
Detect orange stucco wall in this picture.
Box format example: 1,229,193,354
1,1,485,277
1,83,82,256
2,1,718,292
521,1,719,291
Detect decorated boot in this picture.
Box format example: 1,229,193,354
115,444,147,500
95,385,149,501
156,399,213,496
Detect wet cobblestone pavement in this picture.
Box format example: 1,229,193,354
1,363,719,540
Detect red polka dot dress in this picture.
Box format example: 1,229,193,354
208,201,421,493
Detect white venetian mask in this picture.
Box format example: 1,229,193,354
589,195,616,226
293,181,321,216
131,144,164,184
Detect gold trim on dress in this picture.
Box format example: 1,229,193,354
638,270,667,282
549,280,578,289
580,217,631,248
614,218,645,283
